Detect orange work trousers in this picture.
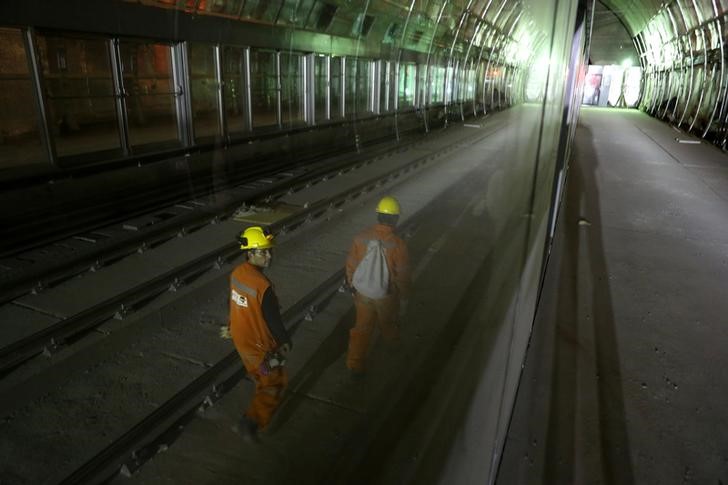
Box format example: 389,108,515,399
245,364,288,429
346,294,400,372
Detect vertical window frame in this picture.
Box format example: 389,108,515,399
109,37,131,157
24,27,56,167
173,41,193,146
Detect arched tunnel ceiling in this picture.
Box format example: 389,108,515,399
590,1,639,65
600,0,663,36
129,0,550,64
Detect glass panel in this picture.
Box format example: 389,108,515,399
119,40,180,149
416,63,427,107
189,43,220,140
250,50,278,128
0,28,45,168
345,57,357,117
0,3,625,484
429,65,445,104
223,47,246,134
330,56,343,119
356,59,372,115
314,55,328,122
380,61,390,112
398,62,416,109
280,53,304,125
37,33,120,158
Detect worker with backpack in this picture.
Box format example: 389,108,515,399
345,196,410,378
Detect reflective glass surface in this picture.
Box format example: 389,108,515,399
189,43,220,140
38,34,120,158
120,40,180,149
0,28,45,168
344,57,357,117
345,58,372,116
330,56,343,119
280,53,304,125
0,1,599,482
398,63,416,109
250,50,277,128
379,61,391,112
223,46,247,134
355,59,372,115
314,55,329,123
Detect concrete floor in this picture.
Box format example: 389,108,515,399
497,108,728,485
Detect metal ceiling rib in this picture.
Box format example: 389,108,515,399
600,0,682,37
126,0,539,58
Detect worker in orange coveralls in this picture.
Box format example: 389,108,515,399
345,196,410,378
225,226,291,443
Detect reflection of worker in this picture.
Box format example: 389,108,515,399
226,226,291,443
345,196,410,378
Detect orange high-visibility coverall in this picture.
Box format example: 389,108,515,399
229,261,287,429
345,223,410,372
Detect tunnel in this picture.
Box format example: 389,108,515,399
0,1,727,484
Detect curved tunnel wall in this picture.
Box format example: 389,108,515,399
630,0,728,146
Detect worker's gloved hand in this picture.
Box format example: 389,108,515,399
219,326,232,340
399,300,409,318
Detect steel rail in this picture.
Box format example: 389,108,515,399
58,269,346,485
0,124,500,380
54,144,463,484
0,136,422,306
55,154,454,484
0,245,239,378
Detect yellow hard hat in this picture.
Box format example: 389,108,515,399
239,226,274,250
376,196,400,215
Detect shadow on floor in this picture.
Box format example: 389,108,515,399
543,123,634,484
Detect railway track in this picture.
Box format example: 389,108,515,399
0,118,510,485
59,270,346,485
0,123,499,380
0,134,424,305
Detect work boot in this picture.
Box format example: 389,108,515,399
235,416,260,444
